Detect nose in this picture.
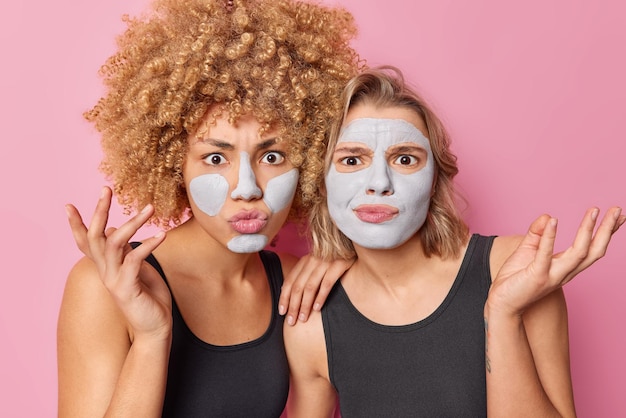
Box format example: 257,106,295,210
231,152,262,200
366,154,393,196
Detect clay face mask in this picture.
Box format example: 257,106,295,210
189,152,298,253
325,118,434,249
226,166,298,253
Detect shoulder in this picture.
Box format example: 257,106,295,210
63,257,110,308
284,308,325,347
59,257,129,337
489,235,524,279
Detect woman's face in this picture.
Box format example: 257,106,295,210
184,111,298,253
325,103,434,250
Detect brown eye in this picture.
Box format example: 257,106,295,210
203,153,227,166
261,151,285,165
394,155,417,166
341,157,361,166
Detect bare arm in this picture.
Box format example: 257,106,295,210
485,207,624,417
58,258,171,417
59,187,173,417
283,311,337,417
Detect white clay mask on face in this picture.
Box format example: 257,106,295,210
189,152,299,253
325,118,434,249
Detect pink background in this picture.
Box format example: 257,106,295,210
1,0,624,416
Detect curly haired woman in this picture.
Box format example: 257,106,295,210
57,0,361,416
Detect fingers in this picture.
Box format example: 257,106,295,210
521,214,551,248
65,203,90,256
573,207,622,269
103,204,155,251
85,187,114,267
532,215,558,275
279,258,305,316
103,204,156,278
586,207,623,259
615,214,626,232
111,230,166,292
294,280,319,324
280,256,354,326
293,259,352,323
551,207,622,283
129,231,167,263
311,258,354,313
282,256,321,326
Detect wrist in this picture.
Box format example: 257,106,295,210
131,325,173,347
484,297,524,322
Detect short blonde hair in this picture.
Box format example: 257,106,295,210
85,0,361,228
309,66,468,259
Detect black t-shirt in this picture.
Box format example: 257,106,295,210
135,245,289,418
322,234,494,418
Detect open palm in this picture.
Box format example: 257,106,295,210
488,207,624,316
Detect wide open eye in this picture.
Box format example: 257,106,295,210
340,156,363,166
261,151,285,165
203,153,227,166
394,155,418,166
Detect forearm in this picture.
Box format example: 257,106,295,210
104,336,172,418
484,303,563,418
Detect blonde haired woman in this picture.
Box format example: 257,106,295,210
285,67,625,417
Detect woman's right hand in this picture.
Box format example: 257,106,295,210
65,186,172,341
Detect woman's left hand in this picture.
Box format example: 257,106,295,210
488,207,625,316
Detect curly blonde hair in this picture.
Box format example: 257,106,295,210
310,66,469,260
85,0,362,228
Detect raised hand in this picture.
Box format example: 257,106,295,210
279,254,354,325
65,186,172,340
488,207,625,316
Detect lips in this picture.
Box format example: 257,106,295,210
228,210,268,234
353,205,398,224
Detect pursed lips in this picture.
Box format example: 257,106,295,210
228,209,268,234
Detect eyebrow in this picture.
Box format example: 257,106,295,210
334,144,370,154
194,137,280,151
389,144,427,154
256,138,280,151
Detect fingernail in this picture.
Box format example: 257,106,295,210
287,315,295,326
140,204,151,214
591,208,599,221
64,205,71,218
154,231,165,239
313,303,321,311
298,313,307,322
100,187,107,199
614,207,622,220
550,218,558,227
279,305,286,315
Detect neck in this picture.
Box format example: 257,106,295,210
155,217,260,283
349,234,432,287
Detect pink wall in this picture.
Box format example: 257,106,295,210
1,0,623,416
